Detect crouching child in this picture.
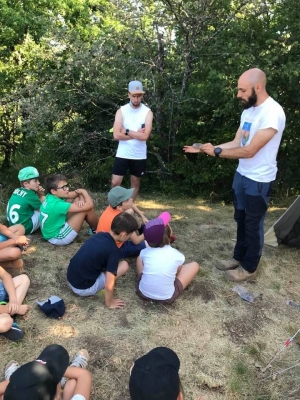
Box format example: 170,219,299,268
67,212,138,309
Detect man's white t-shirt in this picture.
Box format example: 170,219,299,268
237,96,286,182
116,103,150,160
139,245,185,300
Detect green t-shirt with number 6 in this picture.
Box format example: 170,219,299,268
7,188,42,235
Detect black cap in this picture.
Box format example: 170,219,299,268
129,347,180,400
4,344,69,400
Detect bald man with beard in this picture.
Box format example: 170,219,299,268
184,68,286,282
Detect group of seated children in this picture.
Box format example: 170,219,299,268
0,166,199,340
67,207,199,308
0,345,184,400
7,167,98,247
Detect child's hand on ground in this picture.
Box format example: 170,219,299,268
18,304,30,315
109,299,125,309
142,216,149,223
16,236,30,246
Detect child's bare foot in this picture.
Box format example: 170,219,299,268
1,259,24,269
18,304,30,315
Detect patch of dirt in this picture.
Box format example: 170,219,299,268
139,299,171,313
198,383,225,394
185,280,216,302
118,314,131,328
224,308,264,344
81,336,117,371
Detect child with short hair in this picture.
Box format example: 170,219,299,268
40,174,98,246
0,344,91,400
96,186,147,258
0,266,30,341
0,224,30,269
7,166,45,235
136,212,199,304
67,212,138,309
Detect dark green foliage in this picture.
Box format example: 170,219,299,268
0,0,299,200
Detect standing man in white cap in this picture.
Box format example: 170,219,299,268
111,80,153,201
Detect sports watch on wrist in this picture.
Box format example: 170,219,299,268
125,129,129,136
214,147,222,157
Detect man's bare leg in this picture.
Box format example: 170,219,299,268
130,175,141,201
111,174,124,188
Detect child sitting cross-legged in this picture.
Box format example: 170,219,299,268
67,212,138,309
40,174,98,246
136,212,200,304
0,224,30,270
6,166,45,235
0,344,91,400
0,266,30,341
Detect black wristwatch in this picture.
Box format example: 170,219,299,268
125,129,129,136
214,147,222,158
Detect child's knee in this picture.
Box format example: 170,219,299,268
119,260,130,274
193,261,200,271
11,224,25,235
20,273,30,287
0,314,13,333
5,247,22,261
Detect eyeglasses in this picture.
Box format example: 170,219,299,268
55,184,69,191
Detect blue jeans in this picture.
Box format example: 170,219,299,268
232,172,273,273
119,240,146,258
0,282,8,302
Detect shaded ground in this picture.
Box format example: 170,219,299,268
1,195,300,399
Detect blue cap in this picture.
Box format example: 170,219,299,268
37,296,65,319
128,80,145,94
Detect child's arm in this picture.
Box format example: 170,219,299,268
0,380,9,399
131,204,148,224
0,267,19,315
66,189,85,207
68,189,94,212
104,272,125,309
130,231,145,245
0,225,29,248
65,189,81,200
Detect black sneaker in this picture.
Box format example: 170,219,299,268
0,322,24,341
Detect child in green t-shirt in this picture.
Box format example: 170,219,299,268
40,174,98,246
7,166,45,235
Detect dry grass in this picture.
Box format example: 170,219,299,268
1,194,300,400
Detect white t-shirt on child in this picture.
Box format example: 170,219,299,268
71,395,85,400
139,245,185,300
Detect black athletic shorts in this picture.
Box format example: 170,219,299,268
112,157,146,178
